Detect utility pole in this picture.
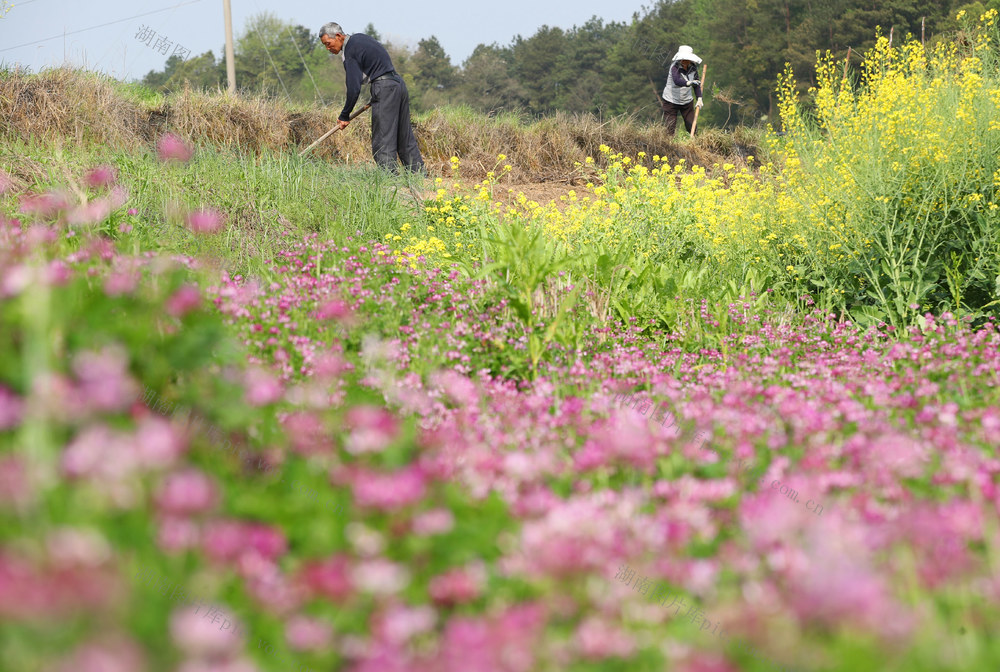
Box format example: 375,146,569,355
223,0,236,93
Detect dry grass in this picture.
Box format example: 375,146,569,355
0,67,764,181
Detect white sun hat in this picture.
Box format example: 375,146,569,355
671,45,702,64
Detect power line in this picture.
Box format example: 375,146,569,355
93,0,188,74
250,20,291,102
286,25,324,106
0,0,203,53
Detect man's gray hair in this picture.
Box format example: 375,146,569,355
319,22,346,38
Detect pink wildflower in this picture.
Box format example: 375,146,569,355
344,405,399,455
243,367,283,406
166,285,202,317
186,209,224,234
245,567,304,614
352,558,411,596
201,519,286,565
45,528,112,568
176,659,258,672
677,653,742,672
104,270,140,296
411,508,455,536
83,165,118,189
157,516,200,553
351,466,427,511
19,191,70,218
310,351,350,380
201,519,248,564
282,411,332,455
285,614,332,651
0,385,24,430
169,605,243,657
245,523,287,560
52,637,147,672
71,346,138,414
155,469,219,516
157,133,194,162
575,616,636,660
45,259,71,285
0,456,31,507
134,415,187,469
316,298,354,323
428,565,484,606
1,264,32,298
297,555,354,601
61,425,136,481
374,604,437,646
430,369,479,406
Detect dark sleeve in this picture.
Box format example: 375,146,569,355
670,65,687,87
339,58,363,121
694,80,703,98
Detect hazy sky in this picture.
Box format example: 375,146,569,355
0,0,650,82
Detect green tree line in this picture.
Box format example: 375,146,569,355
142,0,1000,127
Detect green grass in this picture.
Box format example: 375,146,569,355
0,138,426,279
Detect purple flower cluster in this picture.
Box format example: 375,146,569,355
141,385,348,514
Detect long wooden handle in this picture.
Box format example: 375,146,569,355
690,63,708,137
298,102,372,157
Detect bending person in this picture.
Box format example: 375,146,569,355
661,45,703,136
319,22,426,174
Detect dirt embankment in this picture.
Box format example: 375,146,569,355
0,67,763,184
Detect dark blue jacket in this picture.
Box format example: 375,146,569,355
339,33,395,121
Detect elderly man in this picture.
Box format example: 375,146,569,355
319,22,425,175
661,45,704,136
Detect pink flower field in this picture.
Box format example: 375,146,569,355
2,154,1000,672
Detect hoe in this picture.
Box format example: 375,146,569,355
299,101,372,157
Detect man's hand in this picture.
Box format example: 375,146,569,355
696,97,704,109
688,79,701,87
337,119,350,130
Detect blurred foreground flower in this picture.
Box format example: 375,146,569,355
52,636,147,672
166,285,202,317
155,469,219,515
0,456,31,507
344,405,399,454
285,614,333,651
297,555,354,601
19,191,70,218
351,466,427,511
315,298,356,325
243,367,283,406
186,208,224,234
66,187,127,226
201,519,287,565
71,345,138,413
282,411,333,455
170,605,243,658
0,385,25,429
411,508,454,536
374,603,436,646
158,133,194,162
574,616,636,660
83,165,118,189
428,564,485,605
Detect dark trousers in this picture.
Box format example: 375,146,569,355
662,99,696,135
370,76,425,174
